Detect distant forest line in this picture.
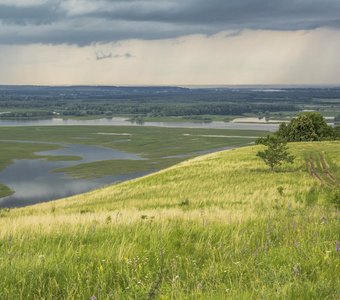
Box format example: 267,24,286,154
0,86,339,119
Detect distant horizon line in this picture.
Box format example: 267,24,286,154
1,84,340,89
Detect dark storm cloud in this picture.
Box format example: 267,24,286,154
0,0,340,45
0,1,62,25
91,0,338,28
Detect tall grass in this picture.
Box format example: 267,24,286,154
0,141,339,299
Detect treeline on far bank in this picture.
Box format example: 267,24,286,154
1,86,340,119
0,101,298,119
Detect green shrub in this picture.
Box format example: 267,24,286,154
277,186,284,196
277,112,336,141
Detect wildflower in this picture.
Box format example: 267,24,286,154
336,241,339,253
90,296,97,300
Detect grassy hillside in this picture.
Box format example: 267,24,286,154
0,142,339,299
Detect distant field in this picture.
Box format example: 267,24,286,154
0,141,339,299
0,126,266,198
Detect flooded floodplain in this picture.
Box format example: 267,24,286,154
0,125,267,208
0,143,146,208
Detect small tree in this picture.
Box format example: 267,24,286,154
256,135,295,171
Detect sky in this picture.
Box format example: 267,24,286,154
1,0,340,86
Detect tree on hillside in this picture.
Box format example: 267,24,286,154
277,112,335,141
256,135,295,171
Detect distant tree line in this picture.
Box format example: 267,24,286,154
0,101,299,118
1,86,339,119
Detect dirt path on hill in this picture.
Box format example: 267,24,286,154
307,153,339,188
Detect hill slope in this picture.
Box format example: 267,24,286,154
1,142,339,299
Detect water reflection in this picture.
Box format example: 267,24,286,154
0,117,279,131
0,144,145,208
38,144,142,163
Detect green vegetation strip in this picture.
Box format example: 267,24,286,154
42,155,82,162
53,158,183,179
0,183,13,198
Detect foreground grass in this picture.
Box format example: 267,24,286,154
0,141,339,299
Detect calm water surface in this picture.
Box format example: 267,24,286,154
0,144,146,208
0,117,279,131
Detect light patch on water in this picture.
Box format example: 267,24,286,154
0,117,278,131
183,134,258,138
37,144,142,163
231,117,288,124
96,132,131,136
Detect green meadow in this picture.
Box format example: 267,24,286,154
0,141,339,299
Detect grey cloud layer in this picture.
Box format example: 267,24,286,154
1,0,340,45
